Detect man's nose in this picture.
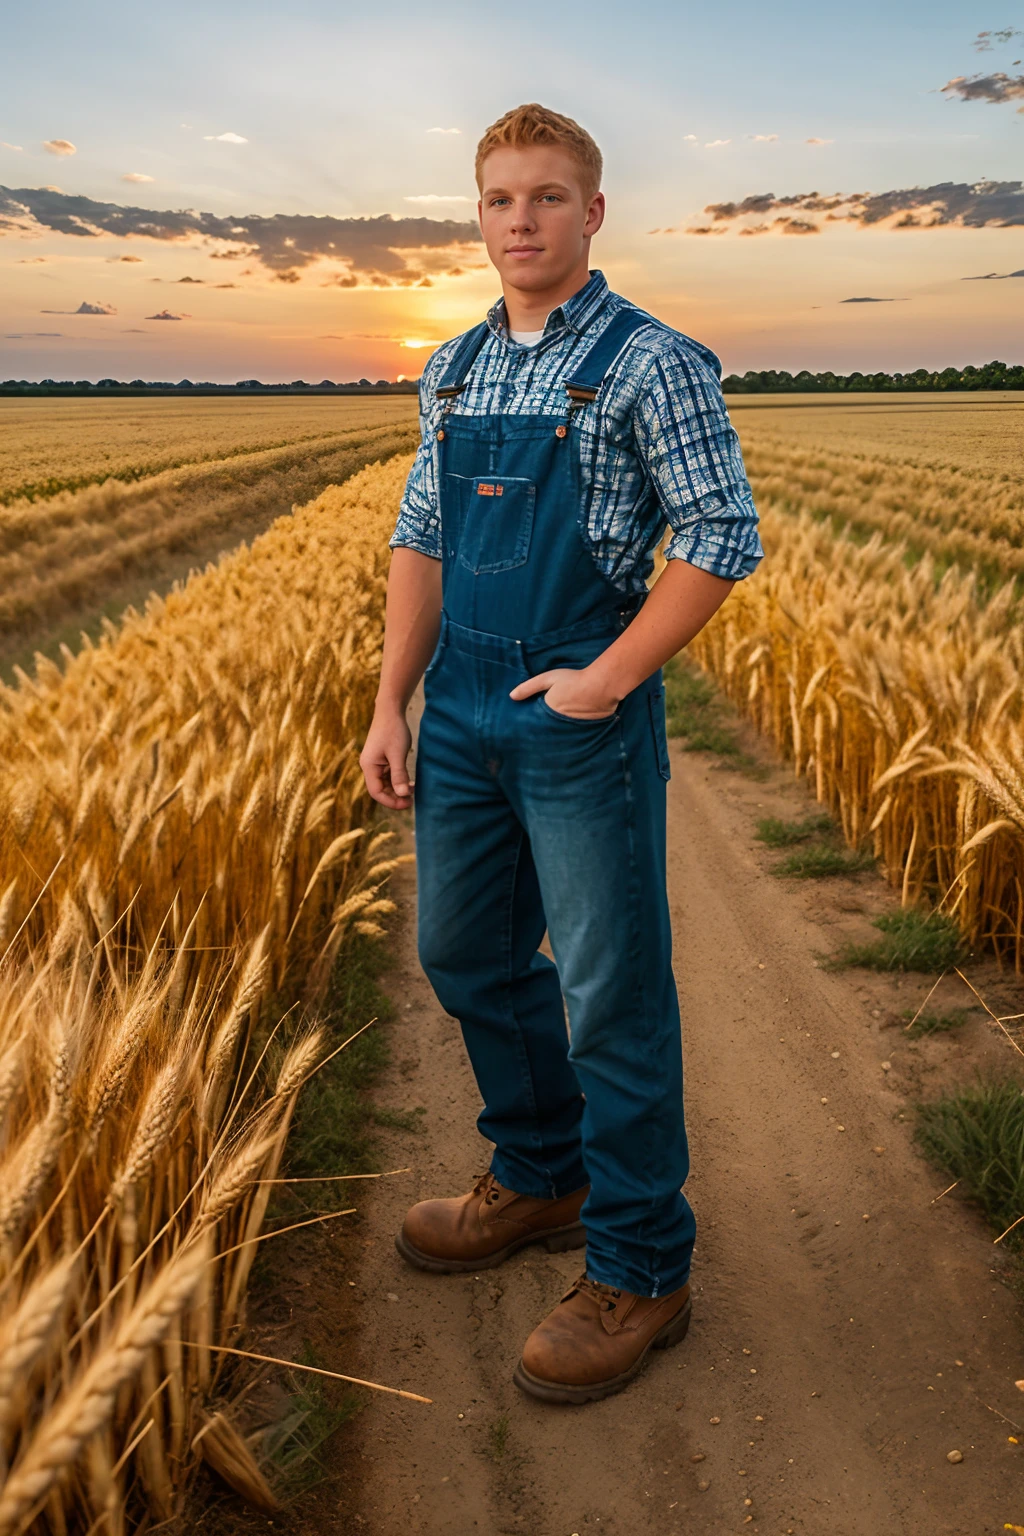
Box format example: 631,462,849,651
509,201,537,231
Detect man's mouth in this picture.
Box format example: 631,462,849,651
506,245,542,255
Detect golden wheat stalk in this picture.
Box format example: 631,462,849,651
0,1237,211,1534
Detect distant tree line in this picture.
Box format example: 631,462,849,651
721,360,1022,393
0,378,420,397
3,360,1020,397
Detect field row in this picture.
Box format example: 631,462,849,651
739,429,1024,584
732,397,1022,481
0,418,418,643
0,456,413,1532
0,396,418,504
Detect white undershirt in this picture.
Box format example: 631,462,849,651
509,329,545,347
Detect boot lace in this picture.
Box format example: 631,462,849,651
471,1172,503,1206
573,1275,623,1312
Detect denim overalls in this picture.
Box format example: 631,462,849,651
414,311,696,1298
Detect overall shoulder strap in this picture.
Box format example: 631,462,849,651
435,321,491,399
563,308,655,403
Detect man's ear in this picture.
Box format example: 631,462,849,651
584,191,606,237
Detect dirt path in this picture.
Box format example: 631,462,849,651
327,727,1024,1536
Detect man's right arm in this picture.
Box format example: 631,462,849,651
360,349,448,809
359,549,442,810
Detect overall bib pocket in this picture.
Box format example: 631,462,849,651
445,473,536,575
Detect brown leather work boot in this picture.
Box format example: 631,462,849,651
513,1273,691,1404
395,1172,588,1274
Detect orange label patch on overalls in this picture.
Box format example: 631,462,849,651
476,483,503,496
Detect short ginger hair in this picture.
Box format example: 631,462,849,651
475,103,603,202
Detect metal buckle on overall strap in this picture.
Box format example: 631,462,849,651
434,389,461,441
556,382,597,439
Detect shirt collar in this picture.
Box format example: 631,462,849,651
486,269,610,342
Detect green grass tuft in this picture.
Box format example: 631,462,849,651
774,844,876,879
260,1345,361,1495
664,657,766,775
486,1414,511,1462
664,661,739,752
915,1078,1024,1243
756,813,835,847
829,907,966,972
904,1007,972,1039
244,930,403,1505
372,1104,426,1133
279,933,396,1204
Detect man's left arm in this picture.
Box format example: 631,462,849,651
511,344,762,717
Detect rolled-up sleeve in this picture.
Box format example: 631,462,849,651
633,344,763,581
389,355,445,559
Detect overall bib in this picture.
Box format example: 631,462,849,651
414,312,696,1297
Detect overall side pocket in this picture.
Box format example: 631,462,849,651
422,620,448,692
648,685,672,781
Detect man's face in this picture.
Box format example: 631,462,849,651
477,144,605,294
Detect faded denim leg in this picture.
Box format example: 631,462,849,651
414,661,587,1201
503,675,695,1298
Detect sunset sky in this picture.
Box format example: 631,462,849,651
2,0,1021,383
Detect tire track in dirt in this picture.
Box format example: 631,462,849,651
329,726,1024,1536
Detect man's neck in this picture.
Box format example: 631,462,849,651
501,262,593,334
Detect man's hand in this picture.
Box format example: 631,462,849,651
360,709,414,809
512,563,737,719
359,548,442,809
509,666,619,721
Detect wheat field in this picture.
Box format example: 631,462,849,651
1,388,1020,1533
0,401,418,650
0,397,418,504
736,432,1024,584
700,402,1024,969
730,394,1023,480
0,453,415,1533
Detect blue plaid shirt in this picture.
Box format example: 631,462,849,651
391,270,762,595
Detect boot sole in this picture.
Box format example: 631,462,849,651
394,1220,586,1275
511,1297,692,1404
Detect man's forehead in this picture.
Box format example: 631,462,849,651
481,176,575,196
480,143,580,193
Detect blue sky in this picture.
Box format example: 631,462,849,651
2,0,1021,380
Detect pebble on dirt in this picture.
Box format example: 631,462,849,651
946,1450,963,1463
710,1416,721,1424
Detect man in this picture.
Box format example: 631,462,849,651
359,103,762,1404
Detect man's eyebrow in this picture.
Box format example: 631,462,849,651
482,181,573,197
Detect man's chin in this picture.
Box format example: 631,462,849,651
499,264,563,292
